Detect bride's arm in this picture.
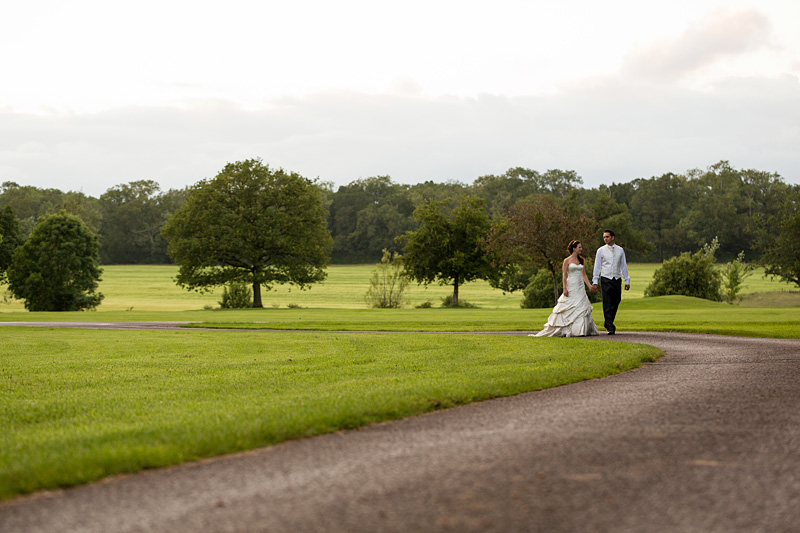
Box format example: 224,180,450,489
582,268,592,288
562,259,569,297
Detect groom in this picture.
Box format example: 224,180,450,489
591,230,630,335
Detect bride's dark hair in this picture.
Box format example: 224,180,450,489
568,240,584,265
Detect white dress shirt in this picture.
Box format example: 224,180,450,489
592,244,630,285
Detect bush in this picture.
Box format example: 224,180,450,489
219,282,252,308
365,249,409,308
722,251,754,304
440,295,476,307
490,264,538,294
521,269,600,309
521,271,559,308
645,241,722,301
415,300,433,308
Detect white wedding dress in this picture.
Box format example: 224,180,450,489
533,263,599,337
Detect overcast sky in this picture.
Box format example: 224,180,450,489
2,0,799,197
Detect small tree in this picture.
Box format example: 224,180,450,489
721,251,755,304
645,239,722,301
7,211,104,311
485,197,596,306
365,249,409,308
399,195,494,307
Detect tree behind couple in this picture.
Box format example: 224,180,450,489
532,230,630,337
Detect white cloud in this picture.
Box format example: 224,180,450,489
622,7,774,80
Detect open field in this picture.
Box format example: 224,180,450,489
1,263,798,313
0,328,660,500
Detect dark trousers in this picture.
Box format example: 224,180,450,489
600,276,622,332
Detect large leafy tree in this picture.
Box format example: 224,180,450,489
485,196,597,304
399,195,494,306
761,188,800,288
6,211,104,311
162,159,332,307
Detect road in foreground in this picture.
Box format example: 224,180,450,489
2,331,799,532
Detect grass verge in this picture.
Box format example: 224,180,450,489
0,328,660,500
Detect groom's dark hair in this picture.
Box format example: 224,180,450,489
603,229,615,238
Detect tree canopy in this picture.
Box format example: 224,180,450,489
1,160,795,268
99,180,187,264
161,159,332,307
6,211,104,311
0,205,22,282
761,189,800,288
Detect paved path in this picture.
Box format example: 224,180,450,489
1,330,799,532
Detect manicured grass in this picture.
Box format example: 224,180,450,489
2,264,797,312
614,296,800,338
0,328,661,500
170,296,799,339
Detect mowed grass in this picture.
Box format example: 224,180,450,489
181,297,800,338
1,264,799,337
1,263,797,313
0,327,661,500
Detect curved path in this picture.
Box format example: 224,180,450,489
1,329,799,532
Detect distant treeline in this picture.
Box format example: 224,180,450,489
0,161,795,265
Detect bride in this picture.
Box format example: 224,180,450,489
532,240,599,337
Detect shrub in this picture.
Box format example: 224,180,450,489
521,271,559,308
365,249,409,308
520,269,600,308
219,282,252,308
440,295,476,307
645,240,722,301
722,251,754,304
490,264,538,294
415,301,433,308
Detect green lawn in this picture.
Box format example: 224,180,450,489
0,328,660,500
2,263,797,313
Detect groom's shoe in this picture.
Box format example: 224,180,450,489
607,330,615,335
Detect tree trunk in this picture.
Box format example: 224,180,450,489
252,280,263,308
453,275,459,306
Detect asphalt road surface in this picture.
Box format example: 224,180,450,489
1,329,799,532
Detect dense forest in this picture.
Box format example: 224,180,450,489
0,160,796,265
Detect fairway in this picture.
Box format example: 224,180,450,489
1,263,797,313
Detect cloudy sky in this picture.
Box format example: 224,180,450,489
2,0,799,197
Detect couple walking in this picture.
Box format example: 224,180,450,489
533,230,630,337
